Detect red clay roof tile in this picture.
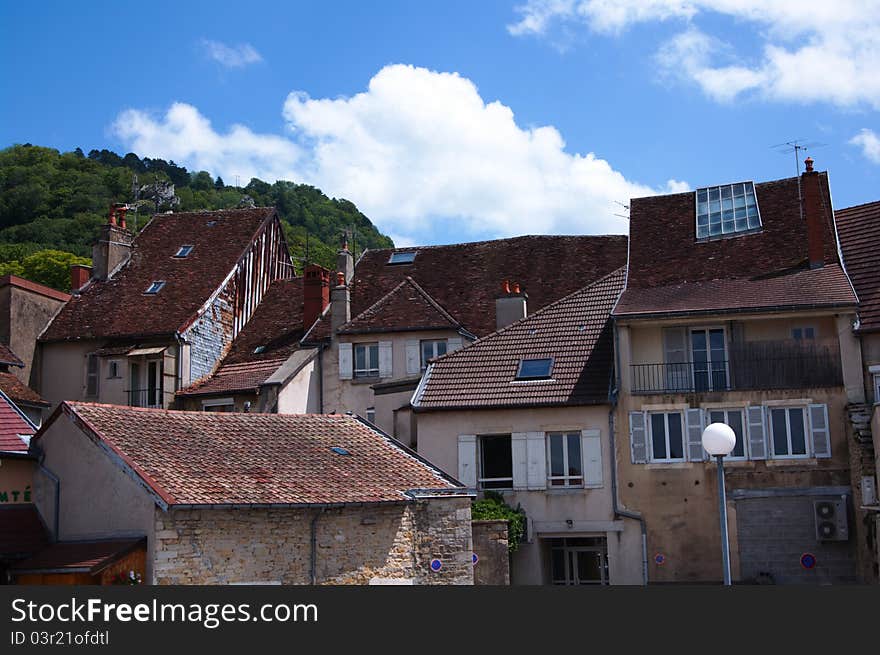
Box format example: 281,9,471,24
0,372,47,406
836,200,880,332
0,344,24,368
0,393,34,453
339,277,462,335
11,538,144,574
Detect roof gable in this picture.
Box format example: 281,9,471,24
0,391,35,453
836,200,880,332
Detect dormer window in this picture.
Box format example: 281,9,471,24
696,181,761,240
516,357,553,380
388,251,417,265
174,245,194,258
145,281,166,294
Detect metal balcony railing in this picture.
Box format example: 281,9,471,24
126,388,167,408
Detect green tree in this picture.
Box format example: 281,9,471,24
20,249,91,291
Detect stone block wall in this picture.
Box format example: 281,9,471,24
472,520,510,585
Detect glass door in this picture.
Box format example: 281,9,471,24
691,328,728,391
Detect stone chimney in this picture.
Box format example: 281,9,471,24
337,234,354,285
302,264,330,331
70,264,92,292
92,204,133,280
330,271,351,335
801,156,826,269
496,279,528,330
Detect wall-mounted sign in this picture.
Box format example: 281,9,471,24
472,553,479,566
800,553,817,570
430,558,443,572
654,553,666,566
0,486,31,503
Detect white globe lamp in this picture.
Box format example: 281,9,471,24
702,422,736,457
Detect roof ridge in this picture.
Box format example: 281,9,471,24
339,275,461,333
364,233,628,254
835,199,880,216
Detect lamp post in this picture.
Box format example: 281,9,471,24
702,422,736,586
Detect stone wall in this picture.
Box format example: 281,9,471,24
472,520,510,585
152,498,473,585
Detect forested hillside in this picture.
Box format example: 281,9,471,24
0,144,393,290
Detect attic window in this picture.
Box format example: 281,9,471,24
696,181,761,240
331,447,351,456
144,281,166,294
516,358,553,380
174,245,194,258
206,220,217,227
253,345,266,354
387,251,417,265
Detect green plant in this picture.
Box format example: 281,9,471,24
471,490,527,553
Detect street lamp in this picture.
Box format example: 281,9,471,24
702,422,736,586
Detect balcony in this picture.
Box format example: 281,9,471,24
630,340,842,394
126,388,168,409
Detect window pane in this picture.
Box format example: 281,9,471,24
355,346,365,370
728,410,745,458
437,341,447,356
422,341,432,364
772,409,789,455
789,408,806,455
710,410,725,424
517,358,553,379
651,414,668,460
369,345,379,369
480,435,512,485
668,413,684,459
550,435,564,477
567,433,582,476
551,549,566,584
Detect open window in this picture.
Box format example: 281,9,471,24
478,434,513,489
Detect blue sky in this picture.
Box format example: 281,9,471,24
2,1,879,246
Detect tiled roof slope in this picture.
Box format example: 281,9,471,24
11,538,145,574
0,344,24,368
306,235,628,342
0,372,47,406
41,208,277,342
44,402,461,506
0,505,49,559
836,200,880,332
177,358,287,397
415,267,626,410
339,277,462,334
0,393,34,453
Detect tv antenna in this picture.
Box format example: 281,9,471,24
771,139,827,222
612,200,630,221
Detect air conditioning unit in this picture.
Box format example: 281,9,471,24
814,498,848,542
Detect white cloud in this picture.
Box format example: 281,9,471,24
201,39,263,69
112,64,686,243
850,128,880,164
509,1,880,109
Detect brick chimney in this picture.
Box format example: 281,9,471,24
801,156,826,269
330,271,351,335
496,279,528,330
70,264,92,292
92,204,133,280
302,264,330,331
337,234,354,285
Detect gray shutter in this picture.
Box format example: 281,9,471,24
447,337,463,353
338,343,353,380
457,435,477,487
526,432,546,490
581,429,603,488
511,433,528,489
405,340,420,376
378,341,393,378
685,408,705,461
663,327,688,391
747,406,768,460
808,403,831,458
629,411,647,464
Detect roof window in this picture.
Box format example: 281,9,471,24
516,358,553,380
388,251,417,265
331,447,351,456
696,181,761,240
253,345,266,354
144,281,166,295
174,245,194,258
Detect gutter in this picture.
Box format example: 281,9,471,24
614,300,858,323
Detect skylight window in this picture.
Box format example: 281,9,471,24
174,245,194,258
696,181,761,240
144,281,166,294
331,446,351,456
388,251,417,265
516,358,553,380
253,345,266,354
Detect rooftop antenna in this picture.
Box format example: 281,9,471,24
612,200,630,221
771,139,827,222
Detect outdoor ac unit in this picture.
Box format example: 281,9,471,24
814,498,848,542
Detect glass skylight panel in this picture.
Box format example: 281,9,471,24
388,251,417,264
145,281,166,294
174,245,194,257
696,182,761,239
516,358,553,380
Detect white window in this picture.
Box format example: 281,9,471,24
792,326,816,341
353,343,379,378
107,360,121,379
174,245,194,258
649,411,685,462
420,339,447,370
546,432,583,487
707,408,747,459
690,327,728,391
365,407,376,424
872,373,880,404
516,358,554,380
696,181,761,240
145,280,166,294
769,406,809,458
86,354,99,398
478,434,513,489
202,398,234,412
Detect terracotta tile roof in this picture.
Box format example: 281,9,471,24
305,235,628,342
0,344,24,368
0,505,49,559
11,538,145,574
42,402,461,506
177,358,288,397
41,208,278,342
836,200,880,332
0,372,47,406
0,275,71,302
415,267,626,410
0,392,34,453
339,277,463,335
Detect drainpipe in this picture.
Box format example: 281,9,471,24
610,321,649,585
310,508,325,585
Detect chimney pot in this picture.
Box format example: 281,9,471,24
336,271,345,286
502,279,510,294
70,264,92,292
513,282,521,294
302,264,331,330
804,156,814,173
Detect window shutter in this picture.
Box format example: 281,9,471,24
457,435,477,487
808,403,831,458
338,343,353,380
526,432,546,490
447,337,463,353
511,433,528,490
747,406,768,460
629,411,647,464
405,340,420,376
685,408,705,462
378,341,393,378
581,429,603,488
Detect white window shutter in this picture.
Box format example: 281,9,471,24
747,406,768,460
526,432,546,490
457,435,477,487
511,433,528,489
808,403,831,458
405,339,420,376
447,337,463,353
378,341,393,378
629,411,647,464
581,429,603,488
338,342,353,380
685,408,705,461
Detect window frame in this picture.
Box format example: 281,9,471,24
706,407,748,460
144,280,166,295
365,407,376,424
477,433,513,490
695,181,762,240
546,431,584,488
173,245,194,258
353,342,380,379
688,326,729,392
516,357,554,380
202,397,235,412
768,405,810,459
85,353,99,398
648,411,686,463
419,339,447,370
874,373,880,405
107,359,121,379
387,251,417,265
791,325,817,342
